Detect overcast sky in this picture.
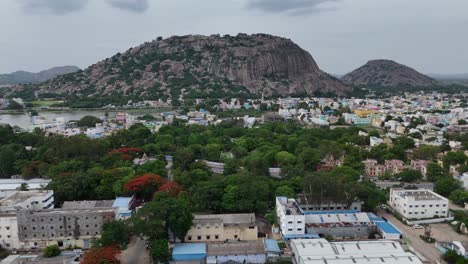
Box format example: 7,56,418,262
1,0,467,75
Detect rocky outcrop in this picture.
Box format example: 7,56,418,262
341,59,438,87
0,66,80,85
12,34,349,100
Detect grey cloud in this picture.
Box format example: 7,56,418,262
247,0,339,14
20,0,88,14
106,0,149,13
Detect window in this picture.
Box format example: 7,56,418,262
421,205,425,207
415,205,418,208
188,236,192,241
207,235,211,240
288,221,293,224
5,227,9,230
436,205,440,207
50,226,54,229
297,228,302,231
409,205,413,208
288,228,293,231
197,236,201,240
297,221,302,224
234,235,238,239
215,235,219,239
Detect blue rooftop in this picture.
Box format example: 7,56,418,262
303,210,360,215
265,239,281,253
113,197,132,208
172,243,207,261
283,234,320,240
376,221,401,234
367,213,385,222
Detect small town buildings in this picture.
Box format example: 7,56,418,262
411,160,429,176
290,239,422,264
363,159,385,177
389,188,449,221
384,159,404,174
185,214,258,243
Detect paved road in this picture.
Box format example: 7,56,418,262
377,209,444,264
121,236,151,264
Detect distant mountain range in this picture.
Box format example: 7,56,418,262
0,66,80,85
341,60,438,87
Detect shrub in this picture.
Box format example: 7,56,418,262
43,245,61,258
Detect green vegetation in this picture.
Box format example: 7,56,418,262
43,245,61,258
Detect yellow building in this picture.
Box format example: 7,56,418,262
355,109,377,118
185,214,258,243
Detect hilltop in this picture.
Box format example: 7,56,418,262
10,34,349,103
0,66,80,85
341,59,438,87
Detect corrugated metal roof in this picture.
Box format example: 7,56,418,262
173,243,207,255
265,239,281,253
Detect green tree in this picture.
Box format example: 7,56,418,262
397,169,422,183
275,185,296,198
434,177,462,197
100,221,129,247
0,147,17,178
443,151,467,169
426,163,445,182
149,239,170,263
76,115,102,127
413,145,440,160
43,245,61,258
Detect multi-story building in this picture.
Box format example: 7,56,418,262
389,188,449,220
0,212,23,249
185,214,258,243
276,197,400,240
384,159,404,174
411,160,429,177
363,159,385,177
17,207,115,249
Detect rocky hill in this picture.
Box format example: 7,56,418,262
341,59,438,87
11,34,349,101
0,66,80,85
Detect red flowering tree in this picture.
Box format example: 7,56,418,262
124,174,166,201
109,147,143,161
159,181,183,197
82,245,120,264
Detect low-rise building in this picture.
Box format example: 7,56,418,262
276,197,400,240
291,239,422,264
185,214,258,243
0,178,51,198
389,188,449,220
363,159,385,177
411,160,429,177
0,191,54,212
384,159,404,174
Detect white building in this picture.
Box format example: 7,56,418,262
370,136,384,147
291,239,422,264
276,197,306,237
0,213,23,249
389,188,449,220
0,178,51,198
0,191,54,213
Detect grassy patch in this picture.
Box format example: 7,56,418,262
31,100,64,107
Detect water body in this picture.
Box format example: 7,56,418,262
0,109,168,131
